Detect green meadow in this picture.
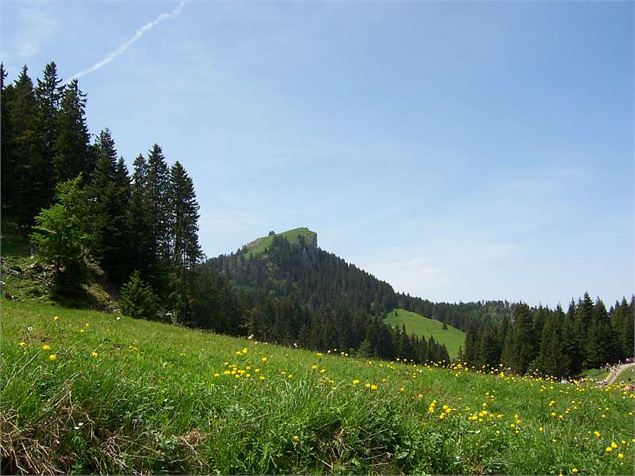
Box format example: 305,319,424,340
244,227,317,257
2,300,633,475
384,309,466,359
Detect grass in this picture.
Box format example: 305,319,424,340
614,367,635,385
581,368,610,381
244,227,317,257
384,309,466,359
2,300,633,475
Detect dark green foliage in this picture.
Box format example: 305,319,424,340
120,271,158,320
145,144,171,262
464,294,631,377
7,66,47,228
53,80,91,183
169,161,202,268
128,154,155,280
35,61,64,203
89,130,133,285
1,63,17,208
209,237,450,363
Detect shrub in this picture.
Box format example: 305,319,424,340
120,271,158,320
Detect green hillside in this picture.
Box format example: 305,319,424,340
244,227,317,257
385,309,466,359
2,300,633,475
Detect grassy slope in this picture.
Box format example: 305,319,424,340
245,227,317,257
0,213,116,310
2,301,633,475
385,309,466,359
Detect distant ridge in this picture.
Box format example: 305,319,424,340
244,227,317,257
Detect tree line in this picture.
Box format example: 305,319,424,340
1,62,215,324
461,294,634,377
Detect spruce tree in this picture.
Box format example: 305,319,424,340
169,161,202,268
53,79,91,184
89,130,133,284
145,144,171,263
120,271,158,320
128,154,155,280
9,66,47,228
35,61,64,203
1,63,17,207
538,307,570,377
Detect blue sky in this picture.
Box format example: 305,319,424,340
2,1,633,306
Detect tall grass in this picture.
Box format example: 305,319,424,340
1,300,633,474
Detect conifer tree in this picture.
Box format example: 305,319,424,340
35,61,64,203
120,271,158,320
169,161,202,268
53,79,91,183
585,299,616,367
9,66,46,228
89,130,133,284
1,63,17,207
145,144,171,262
128,154,155,280
31,176,89,290
538,307,570,377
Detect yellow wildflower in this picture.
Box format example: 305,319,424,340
42,344,51,351
352,379,360,385
91,351,98,358
48,354,57,361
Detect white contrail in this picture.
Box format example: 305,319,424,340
68,0,188,82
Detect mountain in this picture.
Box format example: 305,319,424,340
211,228,397,317
243,227,317,257
384,309,466,359
207,229,450,363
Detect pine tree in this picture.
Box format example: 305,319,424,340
35,61,64,203
128,154,155,280
585,299,616,367
1,63,17,207
169,161,202,268
9,66,47,228
120,271,159,320
502,304,536,374
538,307,570,377
53,79,91,184
88,130,133,284
145,144,171,263
31,176,89,290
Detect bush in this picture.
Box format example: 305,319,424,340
120,271,158,320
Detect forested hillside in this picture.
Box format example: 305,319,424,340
462,295,634,378
208,234,451,362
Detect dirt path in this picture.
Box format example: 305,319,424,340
605,362,635,385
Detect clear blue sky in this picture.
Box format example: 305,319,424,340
2,1,633,306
